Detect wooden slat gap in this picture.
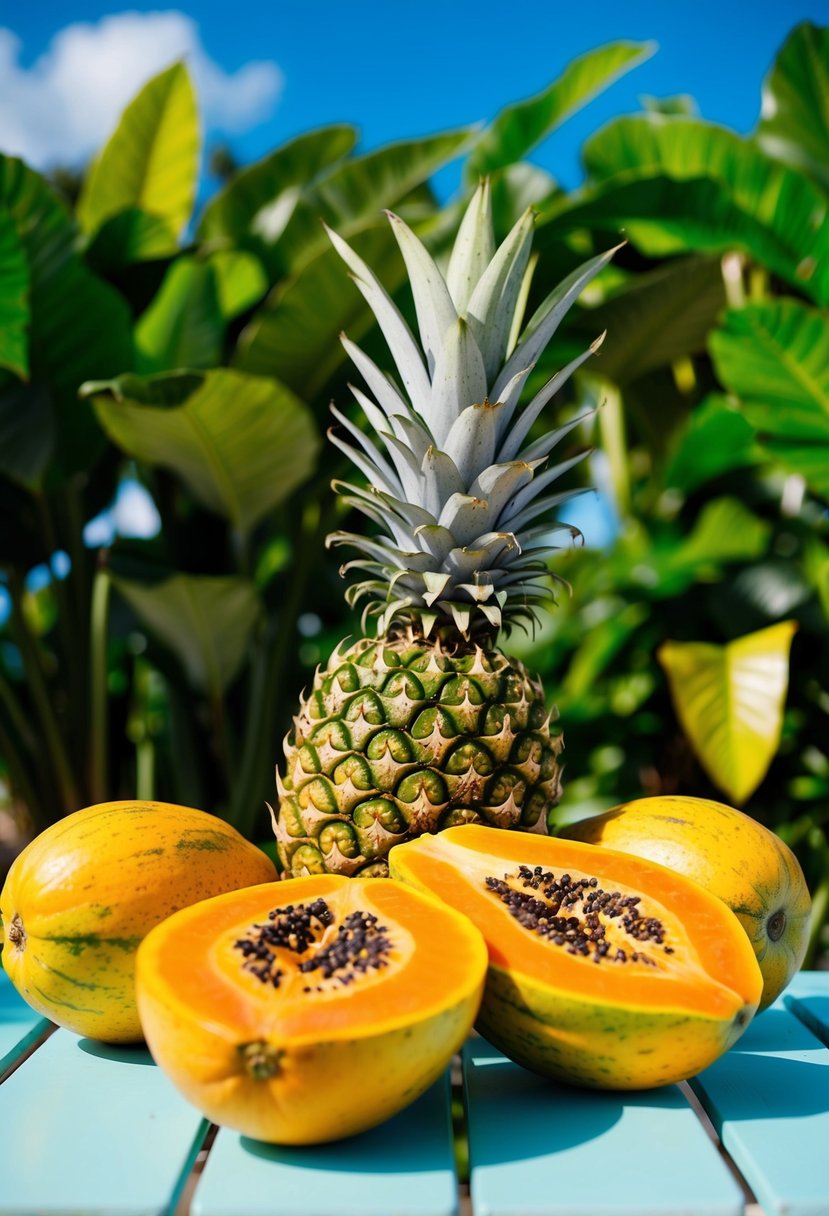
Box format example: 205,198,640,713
0,1021,56,1086
680,1079,759,1213
784,991,829,1048
172,1121,218,1216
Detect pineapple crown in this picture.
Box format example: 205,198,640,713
326,180,616,643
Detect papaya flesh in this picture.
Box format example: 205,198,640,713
0,801,277,1042
561,796,811,1011
390,825,763,1090
135,875,487,1144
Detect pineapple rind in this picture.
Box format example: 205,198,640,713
274,634,563,877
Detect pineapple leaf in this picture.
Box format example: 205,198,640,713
421,447,466,519
329,403,405,495
498,339,604,462
466,207,534,382
492,245,621,400
341,336,412,425
442,401,504,487
327,224,431,412
427,317,488,445
446,180,496,312
386,210,458,376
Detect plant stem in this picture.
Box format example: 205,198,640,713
0,706,40,832
89,567,111,804
229,499,333,839
37,495,87,759
7,569,79,816
804,826,829,969
131,657,157,802
595,378,629,520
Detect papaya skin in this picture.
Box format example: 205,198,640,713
135,876,487,1144
560,796,811,1010
389,825,763,1090
0,801,277,1042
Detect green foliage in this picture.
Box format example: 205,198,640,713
465,41,655,181
77,61,198,242
0,32,827,962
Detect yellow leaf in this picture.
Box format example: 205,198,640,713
77,63,198,239
658,621,797,805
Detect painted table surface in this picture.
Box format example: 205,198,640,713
1,969,827,1216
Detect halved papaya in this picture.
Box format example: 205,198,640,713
135,874,487,1143
389,825,763,1089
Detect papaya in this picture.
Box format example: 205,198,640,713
0,800,277,1042
560,796,811,1010
134,875,487,1143
390,825,763,1090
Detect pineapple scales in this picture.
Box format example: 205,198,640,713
274,182,614,877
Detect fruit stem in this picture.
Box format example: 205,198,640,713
8,913,26,951
238,1041,283,1081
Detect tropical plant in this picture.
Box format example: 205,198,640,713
0,24,826,962
0,44,650,843
509,20,829,962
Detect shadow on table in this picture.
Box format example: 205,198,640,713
238,1082,452,1174
78,1037,156,1066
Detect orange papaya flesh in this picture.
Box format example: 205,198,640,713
560,795,811,1011
389,825,763,1090
135,875,487,1144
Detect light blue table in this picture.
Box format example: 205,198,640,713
1,969,827,1216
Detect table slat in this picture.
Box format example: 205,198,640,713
0,1028,208,1216
785,970,829,1048
0,969,51,1076
192,1071,458,1216
691,1004,829,1216
463,1038,744,1216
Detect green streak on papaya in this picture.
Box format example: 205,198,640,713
175,832,231,852
31,983,101,1015
41,934,143,956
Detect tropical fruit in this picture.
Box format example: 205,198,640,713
135,875,487,1143
560,795,811,1010
0,800,277,1042
390,825,763,1089
274,180,616,877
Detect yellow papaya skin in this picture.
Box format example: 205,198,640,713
561,796,811,1011
477,967,751,1090
390,826,763,1090
0,801,277,1042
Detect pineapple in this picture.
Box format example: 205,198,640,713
274,182,614,877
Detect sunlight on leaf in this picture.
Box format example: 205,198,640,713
77,62,199,239
0,209,29,379
85,369,321,535
658,620,798,805
710,299,829,500
466,41,654,180
0,155,133,484
565,115,829,305
758,21,829,191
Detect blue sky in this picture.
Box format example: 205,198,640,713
3,2,828,199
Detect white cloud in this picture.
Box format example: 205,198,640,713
0,11,283,168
